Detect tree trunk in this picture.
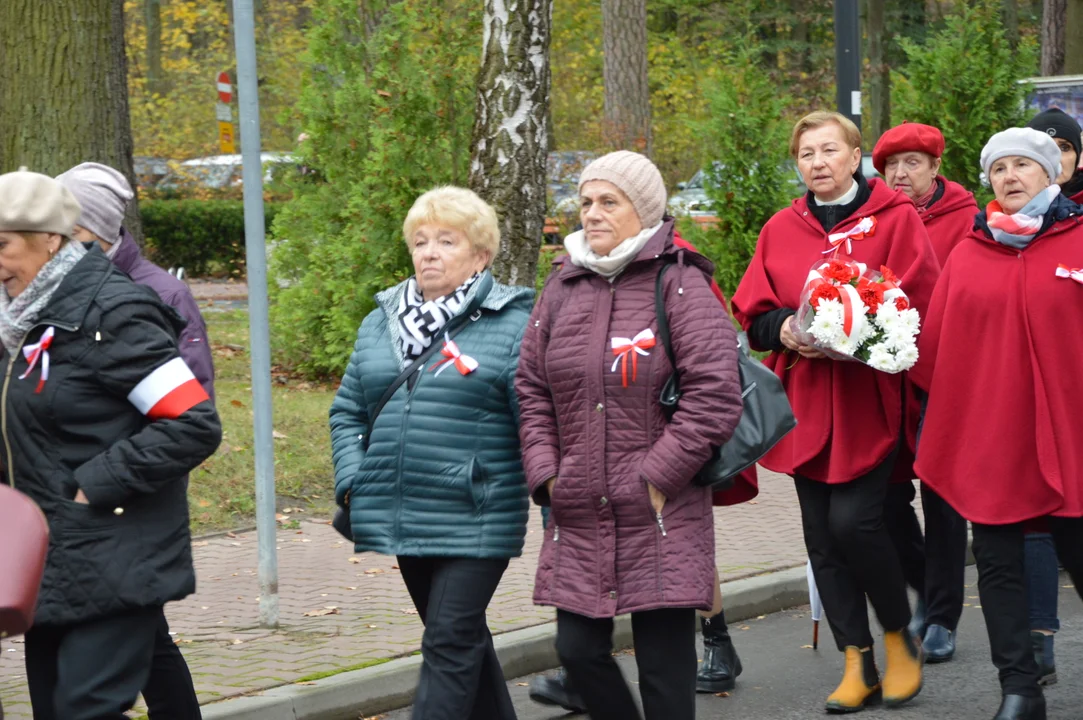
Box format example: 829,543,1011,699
602,0,651,154
469,0,553,287
790,0,812,73
866,0,890,139
1001,0,1020,50
1066,0,1083,73
1042,0,1067,75
0,0,143,243
145,0,164,96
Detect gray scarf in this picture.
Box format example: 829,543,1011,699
0,241,87,354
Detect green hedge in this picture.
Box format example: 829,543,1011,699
141,200,281,277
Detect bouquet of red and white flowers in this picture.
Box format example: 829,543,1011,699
793,256,921,373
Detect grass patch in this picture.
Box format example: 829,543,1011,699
294,657,391,683
189,309,337,534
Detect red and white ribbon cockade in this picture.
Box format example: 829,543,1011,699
824,215,878,255
19,327,55,394
610,328,656,388
429,334,479,377
1055,263,1083,285
128,357,211,419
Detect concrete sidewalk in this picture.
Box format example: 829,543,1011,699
0,471,858,719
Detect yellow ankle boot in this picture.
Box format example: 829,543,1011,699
825,646,881,713
882,629,924,707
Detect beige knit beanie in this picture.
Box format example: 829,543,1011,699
0,170,82,237
578,151,667,227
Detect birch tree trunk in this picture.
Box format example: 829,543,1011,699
0,0,143,242
1041,0,1066,75
469,0,553,287
602,0,651,154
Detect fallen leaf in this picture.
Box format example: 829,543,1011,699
230,399,244,408
801,644,814,649
366,624,378,629
714,691,730,698
197,499,211,508
516,682,528,687
348,557,361,564
756,615,765,620
391,565,400,570
231,639,244,645
192,540,209,547
272,430,288,439
377,89,392,97
400,608,419,615
346,586,357,590
747,500,759,505
303,607,341,617
739,626,751,631
226,532,237,538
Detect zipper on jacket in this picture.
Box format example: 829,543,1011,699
655,511,667,537
553,524,559,542
1,331,30,488
393,370,421,543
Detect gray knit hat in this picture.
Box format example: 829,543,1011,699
56,162,133,243
0,171,82,236
980,127,1062,184
578,151,667,227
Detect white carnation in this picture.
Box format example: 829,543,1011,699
894,343,919,371
885,326,917,351
875,302,901,330
899,308,921,333
867,345,897,372
834,335,857,356
810,311,843,346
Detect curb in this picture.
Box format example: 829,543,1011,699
201,565,810,720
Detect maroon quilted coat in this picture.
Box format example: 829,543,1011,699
516,220,744,618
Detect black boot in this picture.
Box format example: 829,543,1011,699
992,694,1046,720
696,611,743,693
528,668,587,714
1031,632,1057,686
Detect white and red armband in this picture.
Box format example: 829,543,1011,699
127,357,211,420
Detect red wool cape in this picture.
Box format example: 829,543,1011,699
911,214,1083,524
732,179,940,483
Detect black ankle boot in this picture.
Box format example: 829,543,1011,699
1031,632,1057,686
696,612,743,693
992,693,1046,720
528,668,587,713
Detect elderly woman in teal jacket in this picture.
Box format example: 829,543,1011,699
330,186,532,720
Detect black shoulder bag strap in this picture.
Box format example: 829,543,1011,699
362,273,493,451
655,258,682,417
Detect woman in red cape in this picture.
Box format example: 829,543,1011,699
871,122,975,664
911,127,1083,720
732,111,939,713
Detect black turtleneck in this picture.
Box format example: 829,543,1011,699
1064,170,1083,201
807,172,871,233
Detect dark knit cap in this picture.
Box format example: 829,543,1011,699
1026,108,1082,158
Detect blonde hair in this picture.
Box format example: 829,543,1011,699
790,111,863,158
403,186,500,262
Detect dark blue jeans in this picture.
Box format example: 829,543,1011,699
1025,533,1060,632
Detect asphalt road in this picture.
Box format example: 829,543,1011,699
383,567,1082,719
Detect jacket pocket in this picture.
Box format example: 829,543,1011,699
466,456,490,512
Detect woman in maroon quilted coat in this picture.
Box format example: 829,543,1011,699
516,151,743,720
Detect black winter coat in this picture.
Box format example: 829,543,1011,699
2,248,222,625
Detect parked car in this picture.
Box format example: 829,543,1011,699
133,156,171,191
546,150,597,241
157,152,299,191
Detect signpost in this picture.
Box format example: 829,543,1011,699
833,0,862,131
216,71,236,154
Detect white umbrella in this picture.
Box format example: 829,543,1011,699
807,558,824,649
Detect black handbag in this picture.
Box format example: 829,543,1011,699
332,274,493,541
655,260,797,489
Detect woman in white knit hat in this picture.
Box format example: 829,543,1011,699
516,151,744,720
910,128,1083,720
0,170,221,720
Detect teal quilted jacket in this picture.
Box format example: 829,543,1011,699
330,272,534,559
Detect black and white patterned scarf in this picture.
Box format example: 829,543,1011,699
397,274,479,361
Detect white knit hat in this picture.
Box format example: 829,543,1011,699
56,162,133,243
980,127,1062,184
578,151,667,227
0,171,82,236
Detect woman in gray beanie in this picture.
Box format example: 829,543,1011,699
0,170,221,720
909,128,1083,720
516,151,744,720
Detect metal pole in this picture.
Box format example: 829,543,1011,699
232,0,279,629
834,0,862,132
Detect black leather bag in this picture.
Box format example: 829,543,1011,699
655,261,797,489
333,275,492,541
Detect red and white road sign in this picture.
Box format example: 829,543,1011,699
217,72,232,104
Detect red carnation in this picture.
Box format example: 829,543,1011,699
810,283,842,308
823,259,854,284
857,278,885,313
880,265,899,284
895,297,909,311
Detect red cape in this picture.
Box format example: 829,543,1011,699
731,179,940,483
912,212,1083,524
673,230,759,505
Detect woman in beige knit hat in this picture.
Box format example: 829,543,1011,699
0,170,222,719
517,151,744,720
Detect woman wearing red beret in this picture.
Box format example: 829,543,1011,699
871,122,976,664
912,128,1083,720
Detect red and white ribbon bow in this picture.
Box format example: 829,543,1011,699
610,329,656,388
1056,263,1083,285
19,326,55,394
824,215,878,255
429,334,479,377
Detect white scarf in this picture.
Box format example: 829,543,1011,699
563,222,663,280
0,241,87,354
396,273,479,361
814,177,859,206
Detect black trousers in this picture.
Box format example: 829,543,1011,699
556,607,697,720
883,480,968,631
142,609,202,719
25,607,160,720
795,452,911,651
397,556,515,720
972,518,1083,696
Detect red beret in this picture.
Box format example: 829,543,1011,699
872,123,945,174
